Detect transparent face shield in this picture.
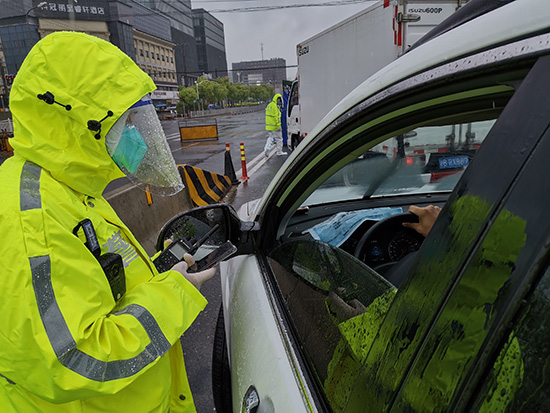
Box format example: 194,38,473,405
105,95,184,196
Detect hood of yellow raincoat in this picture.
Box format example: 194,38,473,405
9,32,156,198
272,93,282,104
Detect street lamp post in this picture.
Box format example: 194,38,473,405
26,2,47,50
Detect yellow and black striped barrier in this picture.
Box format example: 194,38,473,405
178,164,232,207
0,131,13,157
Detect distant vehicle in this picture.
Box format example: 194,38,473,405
158,106,177,120
287,0,469,149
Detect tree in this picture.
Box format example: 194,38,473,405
216,77,231,106
259,84,275,102
179,86,198,112
195,76,210,107
226,82,239,106
211,82,227,107
236,84,249,105
248,85,262,102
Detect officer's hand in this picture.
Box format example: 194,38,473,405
402,205,441,237
171,253,216,291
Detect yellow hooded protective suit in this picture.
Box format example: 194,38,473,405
0,32,206,411
265,93,282,131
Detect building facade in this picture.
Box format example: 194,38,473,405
132,0,203,87
192,9,227,79
0,0,182,106
232,58,287,87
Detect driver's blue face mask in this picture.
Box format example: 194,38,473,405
111,124,148,173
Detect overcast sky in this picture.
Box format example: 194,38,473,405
194,0,378,79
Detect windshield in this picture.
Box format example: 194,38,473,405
302,120,495,206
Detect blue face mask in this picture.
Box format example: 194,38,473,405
111,124,148,173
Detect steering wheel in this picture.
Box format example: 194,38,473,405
353,212,424,275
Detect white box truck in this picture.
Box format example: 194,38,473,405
287,0,469,149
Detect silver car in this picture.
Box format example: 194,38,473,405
157,0,550,411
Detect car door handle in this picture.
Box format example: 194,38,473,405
242,386,260,413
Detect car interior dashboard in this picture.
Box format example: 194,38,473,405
282,193,449,273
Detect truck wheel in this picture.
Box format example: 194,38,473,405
212,306,232,413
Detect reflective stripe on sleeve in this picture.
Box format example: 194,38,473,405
20,161,42,211
24,164,171,382
30,256,172,381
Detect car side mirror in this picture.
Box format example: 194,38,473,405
155,204,257,257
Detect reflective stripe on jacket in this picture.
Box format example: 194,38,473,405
0,32,207,412
265,93,282,131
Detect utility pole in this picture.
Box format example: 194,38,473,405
0,53,8,110
261,43,264,60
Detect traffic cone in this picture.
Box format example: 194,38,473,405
224,143,240,185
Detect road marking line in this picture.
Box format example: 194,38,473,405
247,154,272,176
172,142,201,153
236,149,274,178
244,150,268,169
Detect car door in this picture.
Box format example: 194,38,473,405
224,30,550,413
344,54,550,412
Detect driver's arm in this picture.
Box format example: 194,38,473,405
403,205,441,237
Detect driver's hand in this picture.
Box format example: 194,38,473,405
171,253,216,291
403,205,441,237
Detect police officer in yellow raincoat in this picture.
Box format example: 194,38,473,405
264,93,286,156
0,32,216,412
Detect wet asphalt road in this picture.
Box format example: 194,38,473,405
165,110,288,211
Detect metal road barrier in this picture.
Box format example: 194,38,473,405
178,164,232,207
178,118,218,142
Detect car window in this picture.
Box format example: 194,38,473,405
268,240,396,411
387,110,550,410
449,104,550,411
269,112,506,411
